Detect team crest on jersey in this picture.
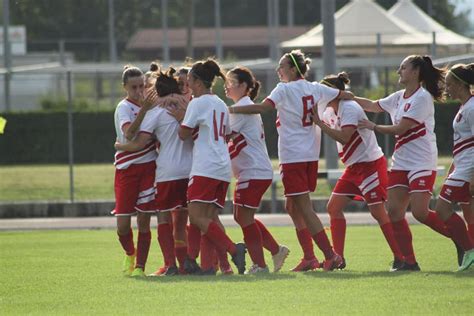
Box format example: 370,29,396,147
403,103,411,112
455,113,463,122
445,188,452,196
418,179,425,186
370,192,377,199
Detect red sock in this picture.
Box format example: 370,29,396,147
330,218,346,257
158,223,176,267
296,228,316,260
380,223,404,260
118,229,135,256
312,230,335,260
200,235,215,271
242,223,266,268
468,224,474,243
444,213,474,251
135,231,151,269
392,219,416,264
216,246,231,271
255,219,279,255
187,224,201,259
204,222,236,256
175,244,187,269
421,210,450,238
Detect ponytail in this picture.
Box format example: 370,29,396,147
228,66,261,101
190,58,226,89
408,55,446,101
320,71,350,90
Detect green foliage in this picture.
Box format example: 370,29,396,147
39,96,115,112
1,227,472,315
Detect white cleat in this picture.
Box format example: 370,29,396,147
272,245,290,272
245,264,270,275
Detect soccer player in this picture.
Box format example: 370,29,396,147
169,58,247,275
356,55,450,271
225,66,290,274
113,65,157,277
230,50,353,271
314,72,403,270
435,63,474,271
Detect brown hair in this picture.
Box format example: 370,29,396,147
228,66,261,101
407,55,446,101
155,67,181,97
284,49,311,77
450,63,474,86
320,72,350,90
122,65,143,85
189,58,226,88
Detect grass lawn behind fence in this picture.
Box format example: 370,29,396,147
0,157,452,202
1,225,472,315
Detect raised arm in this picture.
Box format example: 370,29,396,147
115,133,152,152
229,99,274,114
124,90,156,140
354,97,384,113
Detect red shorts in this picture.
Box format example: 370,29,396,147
234,179,272,209
113,161,156,216
187,176,229,208
155,178,189,212
388,169,436,194
280,161,318,197
332,157,387,205
439,178,473,205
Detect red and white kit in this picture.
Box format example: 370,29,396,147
323,100,387,204
229,96,273,208
182,94,232,208
377,87,438,193
440,96,474,204
139,105,194,211
113,98,157,215
266,79,340,196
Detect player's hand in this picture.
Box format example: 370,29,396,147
167,106,186,123
142,89,158,110
358,119,376,130
114,140,123,150
311,104,322,125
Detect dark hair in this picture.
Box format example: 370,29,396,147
228,66,261,101
190,58,226,88
450,63,474,86
407,55,446,101
284,49,311,77
178,66,191,76
320,72,350,90
149,61,160,72
122,65,143,85
155,67,181,97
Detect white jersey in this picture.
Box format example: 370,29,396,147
181,94,232,182
322,100,383,167
140,106,193,182
114,98,157,170
228,96,273,181
266,79,340,164
377,87,437,171
449,96,474,183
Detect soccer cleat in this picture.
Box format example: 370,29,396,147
130,267,146,277
457,249,474,272
338,257,347,270
198,268,217,276
122,253,136,276
183,258,202,275
272,245,290,272
389,258,405,272
148,266,168,277
322,253,343,271
162,266,179,276
393,261,421,272
245,264,270,275
231,242,247,275
290,258,320,272
453,241,465,267
220,265,234,275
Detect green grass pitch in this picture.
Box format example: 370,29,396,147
1,225,473,315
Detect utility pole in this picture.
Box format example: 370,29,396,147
214,0,223,60
186,0,195,58
108,0,117,105
287,0,294,27
3,0,11,112
162,0,170,63
321,0,338,174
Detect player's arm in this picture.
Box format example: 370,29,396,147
312,106,355,145
358,117,416,136
337,91,354,101
229,99,274,114
354,97,384,113
166,106,193,140
115,133,152,152
123,91,155,140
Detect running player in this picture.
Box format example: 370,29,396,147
113,65,157,277
230,50,353,271
225,66,290,274
169,58,247,275
435,63,474,271
356,55,450,271
314,72,403,270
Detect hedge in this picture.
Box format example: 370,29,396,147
0,102,461,164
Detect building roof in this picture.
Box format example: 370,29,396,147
388,0,473,45
127,25,311,50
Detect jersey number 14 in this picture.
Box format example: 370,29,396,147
213,110,226,141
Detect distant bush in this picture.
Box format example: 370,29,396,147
40,96,116,112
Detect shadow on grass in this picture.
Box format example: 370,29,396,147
300,269,474,279
133,273,297,283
